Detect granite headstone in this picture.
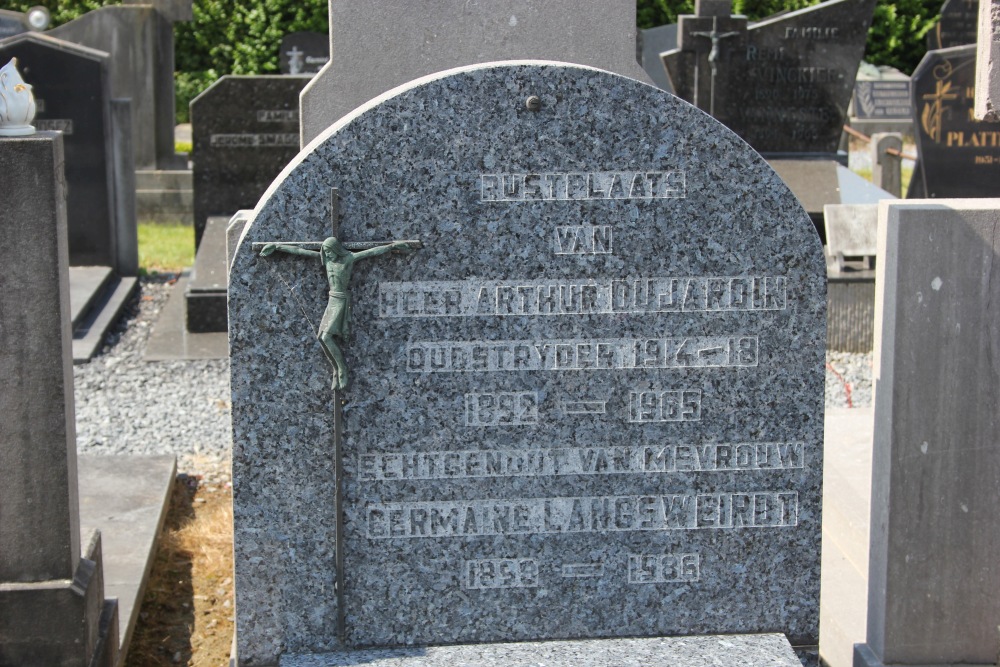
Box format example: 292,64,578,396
975,0,1000,121
856,198,1000,667
280,31,329,75
852,70,912,121
662,0,876,154
47,4,185,169
0,9,28,39
190,75,310,247
229,62,826,664
638,23,678,92
0,34,119,269
927,0,980,49
910,45,1000,198
299,0,650,145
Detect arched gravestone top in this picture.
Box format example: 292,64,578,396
229,61,826,663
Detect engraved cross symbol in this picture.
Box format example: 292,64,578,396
690,17,741,116
286,45,305,74
920,80,958,143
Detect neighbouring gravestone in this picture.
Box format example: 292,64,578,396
975,0,1000,121
0,130,118,667
639,23,678,92
824,204,877,273
662,0,876,155
300,0,650,144
0,9,28,39
852,66,912,124
0,34,123,270
47,2,191,169
927,0,980,49
280,31,329,75
855,199,1000,667
190,75,310,248
910,45,1000,198
229,62,826,665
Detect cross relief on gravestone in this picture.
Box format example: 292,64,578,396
254,190,419,389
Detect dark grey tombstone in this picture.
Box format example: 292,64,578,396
0,131,118,667
910,45,1000,198
190,75,310,248
927,0,980,49
0,9,28,39
280,31,329,75
639,24,678,92
229,61,826,665
0,34,119,269
662,0,876,154
48,5,182,169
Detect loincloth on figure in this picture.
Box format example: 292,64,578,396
318,290,351,337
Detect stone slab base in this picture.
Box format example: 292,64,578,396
78,455,176,660
276,634,800,667
146,272,229,360
853,642,995,667
185,216,229,333
69,268,138,363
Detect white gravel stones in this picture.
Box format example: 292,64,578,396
73,277,232,473
825,351,873,408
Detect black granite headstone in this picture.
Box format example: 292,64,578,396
910,45,1000,198
927,0,979,49
279,32,329,75
663,0,876,154
190,75,310,247
0,34,117,268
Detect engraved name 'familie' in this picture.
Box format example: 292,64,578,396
481,171,685,201
381,277,787,317
406,336,758,373
366,492,799,538
358,442,804,481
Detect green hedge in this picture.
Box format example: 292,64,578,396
6,0,945,121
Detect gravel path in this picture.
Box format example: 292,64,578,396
73,278,872,475
74,276,232,477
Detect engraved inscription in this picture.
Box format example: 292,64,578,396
405,336,758,373
481,171,685,201
34,119,73,135
464,558,539,589
555,226,613,255
465,391,538,427
366,492,799,538
628,390,702,423
209,133,299,148
628,553,700,584
358,442,804,481
380,277,787,317
256,109,298,122
562,563,603,578
562,401,607,415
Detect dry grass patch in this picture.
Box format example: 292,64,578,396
126,475,234,666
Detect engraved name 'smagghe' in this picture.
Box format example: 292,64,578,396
366,492,799,538
358,442,805,481
406,336,758,372
381,277,787,317
480,171,685,201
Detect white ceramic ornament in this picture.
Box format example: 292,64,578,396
0,58,37,137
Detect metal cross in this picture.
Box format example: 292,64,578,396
690,17,741,116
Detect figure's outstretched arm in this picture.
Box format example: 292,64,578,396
259,243,321,258
352,241,413,261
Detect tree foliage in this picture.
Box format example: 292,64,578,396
5,0,945,119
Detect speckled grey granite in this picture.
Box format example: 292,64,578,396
229,62,826,665
280,634,801,666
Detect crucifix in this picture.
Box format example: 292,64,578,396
253,188,420,390
690,18,741,116
286,46,305,75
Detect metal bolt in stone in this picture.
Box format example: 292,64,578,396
525,95,541,111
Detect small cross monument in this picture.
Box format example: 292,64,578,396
667,0,748,120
